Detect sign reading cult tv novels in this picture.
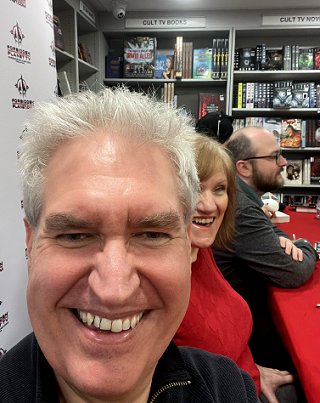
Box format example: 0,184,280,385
0,0,57,354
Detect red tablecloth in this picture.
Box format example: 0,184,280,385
269,210,320,403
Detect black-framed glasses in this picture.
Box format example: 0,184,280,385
242,149,283,165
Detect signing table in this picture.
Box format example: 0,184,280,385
269,210,320,403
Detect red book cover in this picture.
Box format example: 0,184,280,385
198,92,226,119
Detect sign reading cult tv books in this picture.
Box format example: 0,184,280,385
125,17,206,29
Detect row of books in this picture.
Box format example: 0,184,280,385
234,45,320,71
106,36,229,80
232,117,320,148
280,194,319,212
234,81,320,109
280,157,320,185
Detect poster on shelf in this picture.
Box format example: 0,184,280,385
0,0,57,354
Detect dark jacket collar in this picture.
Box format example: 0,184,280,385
237,176,263,207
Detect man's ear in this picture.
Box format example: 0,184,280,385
235,160,252,179
23,218,34,263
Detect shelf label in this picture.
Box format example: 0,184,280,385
262,14,320,26
125,17,206,29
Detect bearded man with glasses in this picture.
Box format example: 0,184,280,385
212,126,318,403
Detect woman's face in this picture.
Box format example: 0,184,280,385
191,169,228,249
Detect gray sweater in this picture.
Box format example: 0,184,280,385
213,177,318,369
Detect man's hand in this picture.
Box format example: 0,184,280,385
279,236,303,261
257,364,294,403
261,204,276,219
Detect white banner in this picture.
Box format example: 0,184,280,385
125,17,206,29
0,0,57,355
262,14,320,26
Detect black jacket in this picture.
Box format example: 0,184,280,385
0,333,259,402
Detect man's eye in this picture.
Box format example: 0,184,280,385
56,233,96,247
133,232,171,246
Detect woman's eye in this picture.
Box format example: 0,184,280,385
213,186,226,195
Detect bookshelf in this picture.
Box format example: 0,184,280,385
102,29,233,120
231,26,320,200
53,0,104,93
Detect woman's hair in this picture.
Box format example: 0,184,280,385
19,87,199,227
194,134,236,250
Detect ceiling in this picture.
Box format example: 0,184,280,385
88,0,320,13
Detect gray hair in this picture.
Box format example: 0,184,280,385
19,87,199,227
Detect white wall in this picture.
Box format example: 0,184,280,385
0,0,57,354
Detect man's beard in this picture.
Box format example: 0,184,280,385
251,164,284,194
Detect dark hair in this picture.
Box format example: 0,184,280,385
195,111,234,144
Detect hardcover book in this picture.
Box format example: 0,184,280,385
198,92,226,119
123,37,156,79
154,51,175,79
314,47,320,70
53,15,65,51
193,48,213,79
264,48,283,70
105,54,123,78
280,119,302,148
310,156,320,184
238,47,255,71
281,159,303,185
291,82,310,108
262,117,282,144
273,81,292,108
298,47,314,70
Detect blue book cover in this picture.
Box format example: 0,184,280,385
193,48,213,79
154,54,167,79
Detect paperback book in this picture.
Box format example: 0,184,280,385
281,159,303,185
198,92,226,119
280,119,302,148
123,37,156,79
192,48,213,79
298,47,314,70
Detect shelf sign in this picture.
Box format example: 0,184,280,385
79,1,96,24
262,14,320,26
125,17,206,29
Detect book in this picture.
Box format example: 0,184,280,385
105,54,123,78
53,15,65,51
78,43,92,64
281,159,303,185
57,71,71,96
272,81,292,108
314,47,320,70
198,92,226,119
192,48,213,79
238,47,255,70
264,47,283,70
298,47,314,70
291,82,310,108
280,119,302,148
154,54,168,79
174,36,183,78
271,211,290,223
262,117,282,144
123,37,156,79
310,156,320,184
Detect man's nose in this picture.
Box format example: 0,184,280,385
88,240,140,306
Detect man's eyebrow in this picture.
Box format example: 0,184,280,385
44,214,96,231
130,211,182,230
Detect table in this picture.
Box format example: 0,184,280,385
269,210,320,403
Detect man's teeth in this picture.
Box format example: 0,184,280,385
78,310,143,333
193,217,214,224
